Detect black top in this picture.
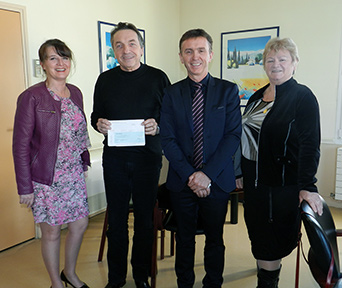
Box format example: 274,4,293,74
91,64,170,158
246,78,320,192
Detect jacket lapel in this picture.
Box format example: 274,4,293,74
204,75,215,127
180,79,194,129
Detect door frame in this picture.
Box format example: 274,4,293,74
0,1,40,238
0,1,30,88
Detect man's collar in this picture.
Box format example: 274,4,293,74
188,73,209,87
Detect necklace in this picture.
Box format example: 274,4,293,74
46,83,70,98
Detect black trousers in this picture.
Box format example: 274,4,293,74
170,184,229,288
103,152,161,285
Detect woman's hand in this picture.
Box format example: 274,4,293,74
299,190,323,216
20,193,34,208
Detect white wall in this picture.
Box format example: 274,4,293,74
2,0,342,208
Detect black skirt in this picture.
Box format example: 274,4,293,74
242,157,301,261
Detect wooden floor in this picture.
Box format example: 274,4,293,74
1,203,341,288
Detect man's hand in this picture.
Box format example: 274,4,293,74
188,171,211,198
142,118,159,136
96,118,111,135
235,177,243,190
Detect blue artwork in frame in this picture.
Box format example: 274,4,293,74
97,21,146,73
221,26,279,106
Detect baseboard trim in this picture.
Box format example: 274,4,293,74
88,192,107,217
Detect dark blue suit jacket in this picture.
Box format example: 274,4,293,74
160,74,241,195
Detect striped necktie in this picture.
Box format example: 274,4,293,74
192,82,204,169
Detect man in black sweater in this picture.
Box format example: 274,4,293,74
91,22,170,288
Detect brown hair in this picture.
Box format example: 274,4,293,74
38,39,73,62
179,29,213,53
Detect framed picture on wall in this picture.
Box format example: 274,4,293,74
220,26,279,106
97,21,146,73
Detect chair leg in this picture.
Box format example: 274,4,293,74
160,230,165,260
295,234,301,288
170,231,175,256
151,204,160,288
230,193,239,224
98,207,108,262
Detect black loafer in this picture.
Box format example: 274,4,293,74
135,281,151,288
105,281,126,288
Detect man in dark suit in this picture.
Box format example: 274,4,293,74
160,29,241,288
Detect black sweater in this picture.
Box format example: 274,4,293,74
91,64,170,158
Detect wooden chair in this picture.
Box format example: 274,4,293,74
97,208,108,262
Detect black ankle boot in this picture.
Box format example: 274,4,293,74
256,267,281,288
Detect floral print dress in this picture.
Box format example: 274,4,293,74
32,89,90,226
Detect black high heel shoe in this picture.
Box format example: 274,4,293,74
60,270,89,288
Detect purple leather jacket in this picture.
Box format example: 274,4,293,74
12,82,90,195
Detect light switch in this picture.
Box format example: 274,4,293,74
33,59,43,77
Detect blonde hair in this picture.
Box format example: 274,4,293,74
263,37,299,64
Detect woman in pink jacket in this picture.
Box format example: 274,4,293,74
13,39,90,288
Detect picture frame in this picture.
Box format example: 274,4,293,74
97,21,146,73
220,26,279,106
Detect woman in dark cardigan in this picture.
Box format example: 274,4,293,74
237,37,323,288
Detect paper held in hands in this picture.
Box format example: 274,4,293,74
107,119,145,147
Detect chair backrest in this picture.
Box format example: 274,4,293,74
301,196,341,285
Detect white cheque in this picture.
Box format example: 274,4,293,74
107,119,145,147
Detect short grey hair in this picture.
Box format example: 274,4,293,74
110,22,144,48
263,37,299,64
